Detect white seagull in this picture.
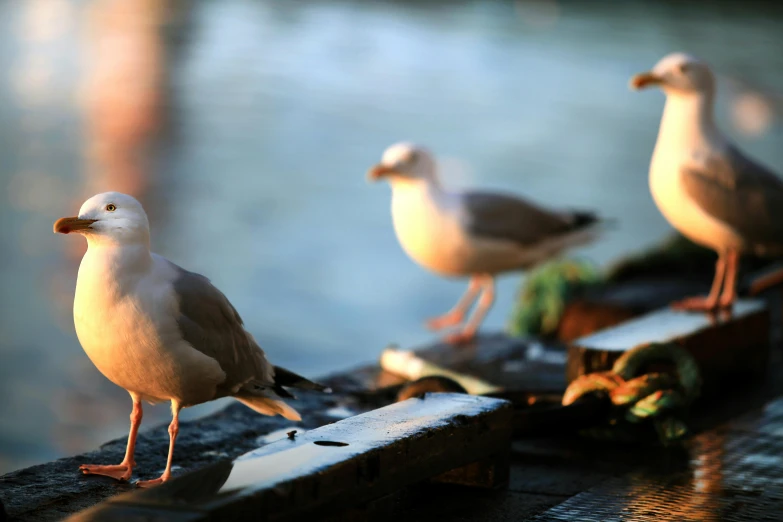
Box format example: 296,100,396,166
631,52,783,311
54,192,326,487
368,143,603,344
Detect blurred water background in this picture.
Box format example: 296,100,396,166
0,0,782,474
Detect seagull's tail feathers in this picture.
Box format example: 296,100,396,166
234,394,302,421
560,210,617,250
569,210,601,229
234,366,329,421
566,210,617,231
525,210,610,266
273,366,332,393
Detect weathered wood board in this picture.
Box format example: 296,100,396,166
567,299,770,396
67,394,512,522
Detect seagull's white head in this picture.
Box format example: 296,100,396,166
367,142,438,185
630,52,715,96
54,192,150,246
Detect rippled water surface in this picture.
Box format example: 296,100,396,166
1,0,782,473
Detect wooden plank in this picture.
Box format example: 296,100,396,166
409,334,566,391
67,504,204,522
319,490,406,522
67,394,512,522
566,299,770,396
336,335,568,399
431,450,510,489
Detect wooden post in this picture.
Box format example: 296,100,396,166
567,299,770,397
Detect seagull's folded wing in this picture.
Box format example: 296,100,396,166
462,191,596,246
168,262,277,396
680,145,783,247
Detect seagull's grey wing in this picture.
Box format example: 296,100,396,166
168,262,278,397
462,191,598,246
680,145,783,246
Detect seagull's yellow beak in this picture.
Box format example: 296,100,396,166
629,72,662,90
367,164,395,181
53,216,97,234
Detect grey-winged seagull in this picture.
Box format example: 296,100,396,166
368,143,603,344
631,52,783,311
54,192,326,487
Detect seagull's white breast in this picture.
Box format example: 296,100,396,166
390,183,568,275
648,96,744,253
390,185,477,276
650,147,744,254
73,248,224,405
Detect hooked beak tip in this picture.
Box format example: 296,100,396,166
367,164,393,182
53,217,97,235
630,72,661,91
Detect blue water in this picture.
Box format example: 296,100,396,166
0,0,781,473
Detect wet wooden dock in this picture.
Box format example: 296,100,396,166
2,289,783,521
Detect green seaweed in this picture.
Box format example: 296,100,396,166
507,233,713,339
507,258,603,338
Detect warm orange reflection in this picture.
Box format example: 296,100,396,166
49,0,179,455
620,431,726,521
686,432,725,518
78,0,169,218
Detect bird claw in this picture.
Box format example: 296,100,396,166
79,463,133,482
135,475,168,488
426,313,463,331
671,296,733,312
718,298,735,310
443,330,477,345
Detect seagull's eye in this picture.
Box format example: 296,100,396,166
105,204,117,212
678,63,691,74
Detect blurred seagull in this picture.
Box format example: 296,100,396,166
631,52,783,311
368,143,603,344
54,192,327,487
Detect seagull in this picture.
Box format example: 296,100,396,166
54,192,327,487
631,52,783,311
368,143,603,344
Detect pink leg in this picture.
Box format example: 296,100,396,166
80,396,142,481
136,401,181,488
445,276,495,345
427,277,482,331
672,253,726,312
718,250,739,309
